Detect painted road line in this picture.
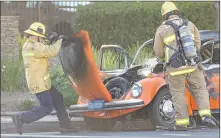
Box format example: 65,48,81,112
1,134,109,138
163,133,192,137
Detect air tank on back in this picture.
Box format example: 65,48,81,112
179,25,197,65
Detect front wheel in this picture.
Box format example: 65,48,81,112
105,77,131,99
84,117,117,130
148,87,176,127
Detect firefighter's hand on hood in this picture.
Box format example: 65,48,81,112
48,32,59,44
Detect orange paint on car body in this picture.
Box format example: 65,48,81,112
191,73,220,111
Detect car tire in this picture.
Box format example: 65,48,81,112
84,117,117,130
148,87,175,128
105,77,131,99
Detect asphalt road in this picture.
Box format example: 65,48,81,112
1,128,220,138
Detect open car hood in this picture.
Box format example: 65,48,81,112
59,30,112,102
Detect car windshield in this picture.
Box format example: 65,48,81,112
130,39,155,67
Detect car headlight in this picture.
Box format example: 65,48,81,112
130,83,142,98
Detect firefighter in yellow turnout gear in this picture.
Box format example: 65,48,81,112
12,22,80,134
154,2,219,130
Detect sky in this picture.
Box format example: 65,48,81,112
25,1,91,12
53,1,91,12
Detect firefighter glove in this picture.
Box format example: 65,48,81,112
48,32,59,44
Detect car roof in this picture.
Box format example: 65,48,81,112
199,30,220,41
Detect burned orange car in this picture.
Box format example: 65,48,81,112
59,30,220,130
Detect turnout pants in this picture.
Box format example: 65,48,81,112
19,86,70,128
167,66,211,126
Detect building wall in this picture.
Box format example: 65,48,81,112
1,16,20,60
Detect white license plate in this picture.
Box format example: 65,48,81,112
88,100,104,110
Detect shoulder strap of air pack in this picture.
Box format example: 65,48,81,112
165,20,180,31
165,44,178,52
164,18,189,52
182,18,189,26
163,20,181,52
165,18,189,30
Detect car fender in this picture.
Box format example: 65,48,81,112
124,76,167,105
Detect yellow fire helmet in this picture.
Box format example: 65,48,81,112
24,22,46,38
161,1,179,16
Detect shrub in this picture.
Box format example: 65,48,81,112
50,67,70,92
17,34,27,60
1,35,27,92
74,1,217,48
62,87,79,107
1,59,26,92
50,66,79,106
15,99,37,111
91,46,99,66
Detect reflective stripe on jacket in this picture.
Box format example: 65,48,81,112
22,39,62,94
153,16,201,76
166,66,198,76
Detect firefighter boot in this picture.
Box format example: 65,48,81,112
188,116,196,129
201,115,219,128
12,114,23,135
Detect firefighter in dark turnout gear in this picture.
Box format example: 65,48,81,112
154,2,219,130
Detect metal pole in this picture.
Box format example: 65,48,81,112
215,2,220,31
36,2,40,21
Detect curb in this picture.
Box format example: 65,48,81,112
1,110,84,133
1,109,61,117
1,116,85,133
1,109,82,117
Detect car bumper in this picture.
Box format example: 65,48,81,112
69,99,145,113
